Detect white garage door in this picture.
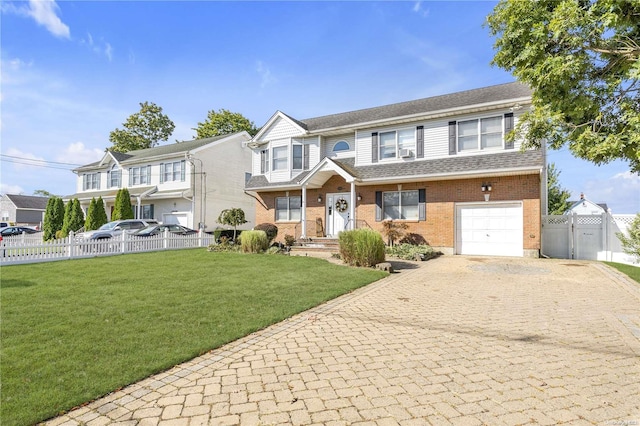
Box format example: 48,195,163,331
163,213,188,227
456,203,523,257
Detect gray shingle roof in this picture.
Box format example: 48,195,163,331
297,82,531,131
76,133,243,170
4,194,50,210
245,150,543,190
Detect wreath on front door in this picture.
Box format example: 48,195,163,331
335,198,348,213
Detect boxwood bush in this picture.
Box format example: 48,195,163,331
240,230,269,253
339,229,385,267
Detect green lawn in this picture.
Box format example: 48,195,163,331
603,261,640,284
0,250,387,425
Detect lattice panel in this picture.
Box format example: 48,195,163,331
577,216,603,225
544,216,570,225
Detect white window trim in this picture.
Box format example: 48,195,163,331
382,189,420,221
275,196,301,222
457,114,504,153
379,127,416,161
272,146,288,171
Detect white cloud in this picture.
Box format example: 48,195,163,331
1,183,25,195
581,171,640,214
56,142,104,166
81,32,113,61
4,0,71,39
256,60,276,88
412,1,430,18
4,148,48,171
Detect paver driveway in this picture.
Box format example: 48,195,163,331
46,257,640,426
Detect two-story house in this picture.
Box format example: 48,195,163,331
67,132,255,231
245,82,545,257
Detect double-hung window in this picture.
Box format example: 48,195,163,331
260,150,269,174
160,161,185,183
272,146,288,171
458,116,503,152
379,129,415,160
130,166,151,186
383,190,419,220
275,196,301,221
292,144,309,170
83,173,100,191
108,165,121,188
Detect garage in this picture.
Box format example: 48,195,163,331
456,202,523,257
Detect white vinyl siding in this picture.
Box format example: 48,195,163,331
260,116,303,140
323,134,355,159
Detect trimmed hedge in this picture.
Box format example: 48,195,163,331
339,229,385,267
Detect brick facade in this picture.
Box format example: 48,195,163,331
254,173,541,256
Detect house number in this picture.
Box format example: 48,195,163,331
335,198,348,213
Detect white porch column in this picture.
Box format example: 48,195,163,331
349,181,356,230
301,185,307,238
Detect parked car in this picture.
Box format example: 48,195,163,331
0,226,41,237
132,224,198,237
76,219,159,240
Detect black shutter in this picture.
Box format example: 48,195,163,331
303,144,309,170
504,112,514,150
448,121,457,155
150,204,154,220
418,188,426,221
416,126,424,158
372,132,379,163
375,191,383,222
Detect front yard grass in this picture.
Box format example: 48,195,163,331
0,250,387,425
603,261,640,284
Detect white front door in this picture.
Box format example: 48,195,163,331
326,193,351,237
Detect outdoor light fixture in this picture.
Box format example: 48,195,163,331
317,194,323,203
481,183,492,201
357,193,362,201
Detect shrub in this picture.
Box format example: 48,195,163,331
254,223,278,243
617,213,640,262
207,236,240,252
217,208,247,241
398,233,428,246
284,234,296,247
386,243,440,261
240,230,269,253
381,220,408,246
339,229,385,267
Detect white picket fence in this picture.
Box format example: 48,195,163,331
0,230,214,265
542,213,638,265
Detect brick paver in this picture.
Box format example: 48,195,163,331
44,257,640,425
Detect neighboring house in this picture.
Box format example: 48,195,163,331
565,193,609,215
67,132,255,231
0,194,49,228
245,82,545,257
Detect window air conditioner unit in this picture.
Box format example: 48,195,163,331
399,149,413,158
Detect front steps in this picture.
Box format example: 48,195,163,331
289,237,339,256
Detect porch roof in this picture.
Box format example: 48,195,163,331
245,150,543,191
64,186,156,202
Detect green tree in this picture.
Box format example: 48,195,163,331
33,189,55,197
60,199,73,237
486,0,640,172
547,163,571,215
217,208,247,241
85,197,109,230
193,109,258,139
61,199,85,237
109,101,175,153
43,196,64,240
95,197,109,227
112,188,134,220
617,213,640,263
85,198,97,231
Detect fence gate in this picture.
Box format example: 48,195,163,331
542,213,637,265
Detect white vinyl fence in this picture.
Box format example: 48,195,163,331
542,213,638,265
0,230,214,265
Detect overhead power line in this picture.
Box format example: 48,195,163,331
0,154,85,170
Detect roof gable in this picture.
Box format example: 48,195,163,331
4,194,50,210
252,111,307,144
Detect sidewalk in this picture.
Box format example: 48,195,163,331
45,256,640,425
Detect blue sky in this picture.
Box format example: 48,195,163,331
1,0,638,213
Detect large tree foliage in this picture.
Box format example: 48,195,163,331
112,188,134,220
109,102,175,153
193,109,258,139
42,197,64,241
33,189,55,197
487,0,640,172
547,163,572,215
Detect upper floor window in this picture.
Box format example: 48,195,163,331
458,116,502,151
83,173,100,191
272,146,288,171
108,165,121,188
260,150,269,174
380,129,415,160
160,160,185,183
130,165,151,186
333,141,350,152
292,144,309,170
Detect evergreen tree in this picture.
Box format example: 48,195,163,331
69,199,85,232
43,196,65,240
95,197,109,226
85,198,97,231
547,163,572,215
112,188,134,220
60,199,74,237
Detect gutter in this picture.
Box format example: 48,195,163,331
244,190,269,210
